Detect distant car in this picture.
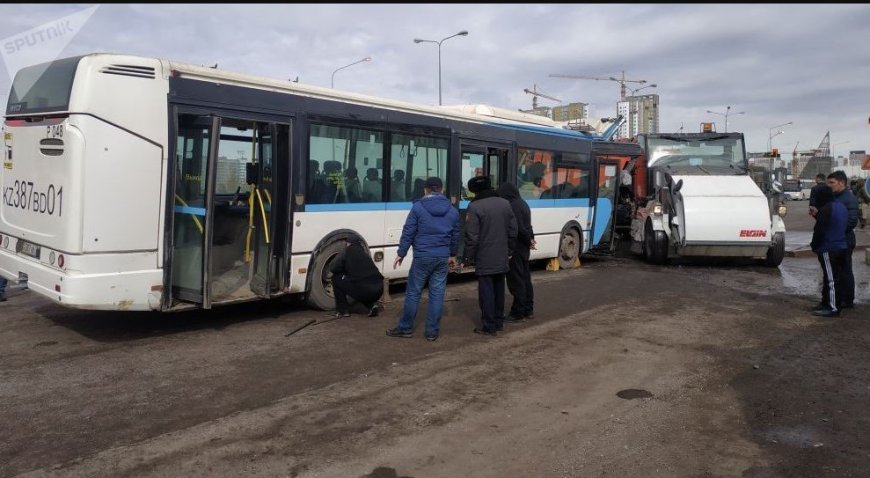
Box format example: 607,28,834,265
783,188,810,201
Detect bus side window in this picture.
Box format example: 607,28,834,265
517,148,554,200
390,133,448,202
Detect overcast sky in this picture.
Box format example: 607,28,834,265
2,4,869,160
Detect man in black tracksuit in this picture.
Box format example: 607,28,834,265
464,176,518,336
497,182,536,322
810,185,848,317
330,235,384,318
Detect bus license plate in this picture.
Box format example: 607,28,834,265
18,240,41,258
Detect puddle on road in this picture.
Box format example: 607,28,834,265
777,256,870,303
617,389,654,399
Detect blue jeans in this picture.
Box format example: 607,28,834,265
397,256,449,336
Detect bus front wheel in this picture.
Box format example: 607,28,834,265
558,228,581,269
307,240,345,310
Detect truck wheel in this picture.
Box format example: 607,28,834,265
644,219,668,265
558,228,581,269
764,232,785,267
306,240,345,310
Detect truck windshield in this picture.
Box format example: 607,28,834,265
646,136,747,175
5,56,81,115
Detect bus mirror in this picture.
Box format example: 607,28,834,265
673,179,683,193
771,181,783,194
246,162,257,185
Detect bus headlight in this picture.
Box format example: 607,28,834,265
777,204,788,217
652,204,663,215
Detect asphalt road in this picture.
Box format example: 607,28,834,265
1,206,868,477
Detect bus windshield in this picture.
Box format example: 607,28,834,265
6,56,82,115
646,135,747,175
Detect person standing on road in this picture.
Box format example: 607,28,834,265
808,173,827,216
0,276,7,302
856,177,870,229
387,177,460,341
827,171,858,309
810,185,848,317
329,234,384,318
464,176,517,336
497,182,536,323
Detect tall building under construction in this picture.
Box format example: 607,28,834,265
616,94,659,139
792,132,833,180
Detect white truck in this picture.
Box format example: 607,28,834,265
628,130,787,266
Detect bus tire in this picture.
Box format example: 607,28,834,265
645,219,668,265
764,232,785,267
306,240,345,310
558,228,581,269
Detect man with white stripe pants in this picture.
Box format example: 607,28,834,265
810,184,848,317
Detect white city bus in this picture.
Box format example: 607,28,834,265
0,53,637,311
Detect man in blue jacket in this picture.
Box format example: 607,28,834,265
827,171,858,309
810,185,848,317
386,177,460,341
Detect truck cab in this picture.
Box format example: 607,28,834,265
627,128,787,266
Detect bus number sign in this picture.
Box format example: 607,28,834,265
46,125,64,138
2,180,63,217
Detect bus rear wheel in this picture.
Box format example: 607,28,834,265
307,240,345,310
558,228,581,269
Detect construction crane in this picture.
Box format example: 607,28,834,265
523,84,562,109
549,70,648,100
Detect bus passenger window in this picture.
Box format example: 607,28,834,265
308,123,384,204
517,148,554,200
389,133,448,202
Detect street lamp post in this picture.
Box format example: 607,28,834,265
628,84,657,96
832,140,850,165
767,121,793,152
331,56,372,89
413,30,469,105
706,105,745,133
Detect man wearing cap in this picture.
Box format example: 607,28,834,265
387,176,460,341
329,234,384,318
464,176,518,336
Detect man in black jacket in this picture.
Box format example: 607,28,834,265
464,176,518,336
497,182,536,322
330,235,384,318
808,173,827,214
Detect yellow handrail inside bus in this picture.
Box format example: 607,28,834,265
245,189,256,263
174,194,204,234
245,122,260,262
255,188,270,244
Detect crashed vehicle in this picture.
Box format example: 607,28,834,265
625,128,786,266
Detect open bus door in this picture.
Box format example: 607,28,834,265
589,142,643,254
168,111,289,309
457,141,510,259
590,158,620,251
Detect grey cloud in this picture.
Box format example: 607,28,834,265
0,3,868,156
